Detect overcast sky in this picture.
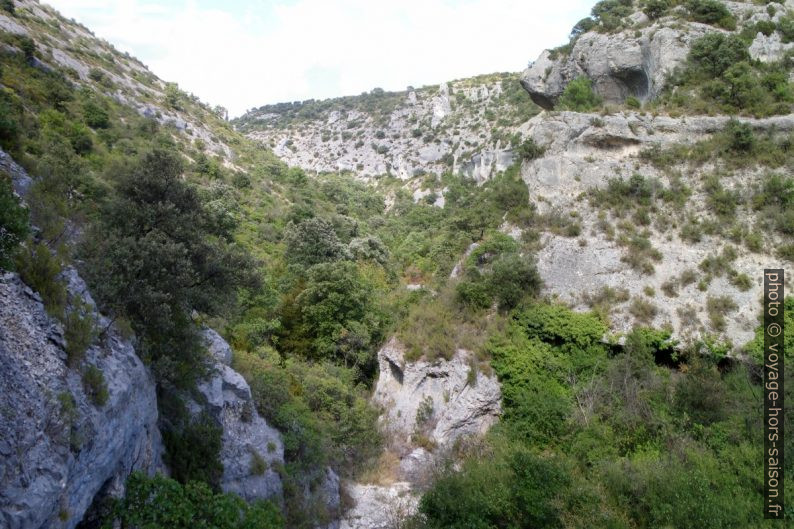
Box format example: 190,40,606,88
45,0,594,117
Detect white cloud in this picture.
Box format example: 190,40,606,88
45,0,593,117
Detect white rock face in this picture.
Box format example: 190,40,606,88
339,338,501,527
520,110,794,346
520,1,780,108
373,338,501,448
192,329,285,503
340,482,418,529
243,75,519,183
0,271,163,529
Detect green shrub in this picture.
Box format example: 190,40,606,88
489,254,542,310
83,100,110,129
0,176,28,269
108,472,283,529
1,0,14,14
643,0,669,19
284,217,348,268
456,278,493,310
706,294,737,331
418,447,568,529
686,0,735,29
82,364,109,406
779,14,794,43
162,411,224,488
557,77,602,112
64,302,96,367
725,119,754,152
250,450,267,475
688,33,749,77
570,17,597,38
15,241,67,318
516,138,545,161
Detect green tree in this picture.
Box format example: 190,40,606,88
688,33,749,77
295,261,382,374
80,149,255,386
284,217,348,268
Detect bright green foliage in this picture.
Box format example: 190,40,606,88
746,296,793,362
419,447,568,529
590,0,634,31
556,77,602,112
488,304,608,443
106,472,283,529
294,261,383,374
0,176,28,269
685,0,735,29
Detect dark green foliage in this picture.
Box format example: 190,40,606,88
752,173,794,236
490,254,542,310
83,99,110,129
294,261,382,374
591,0,634,31
556,77,602,112
1,0,14,14
162,411,224,488
779,14,794,43
516,138,545,161
664,32,793,116
284,217,348,268
688,33,749,77
15,241,67,318
643,0,669,19
0,89,22,152
570,17,596,38
64,301,96,367
82,364,109,406
0,176,28,269
80,149,254,386
106,472,283,529
686,0,735,29
725,119,754,152
419,448,568,529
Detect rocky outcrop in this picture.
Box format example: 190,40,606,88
0,271,162,529
340,338,501,527
517,110,794,346
521,18,708,108
340,482,417,529
520,2,787,109
373,338,501,450
190,328,285,503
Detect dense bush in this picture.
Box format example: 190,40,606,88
556,77,602,112
162,411,224,488
643,0,669,19
686,0,735,29
80,149,255,386
284,217,348,268
106,472,283,529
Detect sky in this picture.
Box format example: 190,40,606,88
45,0,594,117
